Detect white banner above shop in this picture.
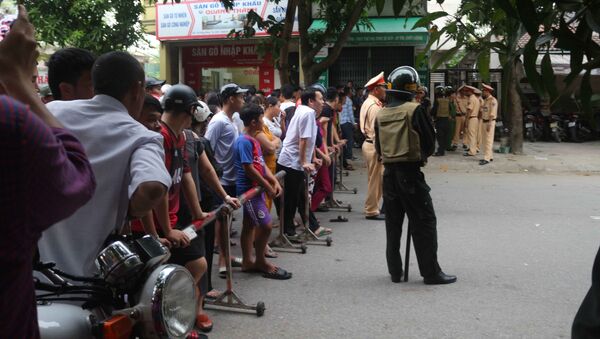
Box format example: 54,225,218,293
156,0,298,41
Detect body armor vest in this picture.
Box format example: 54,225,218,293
376,102,421,164
436,98,450,118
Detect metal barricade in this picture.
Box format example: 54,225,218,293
269,171,308,254
296,172,332,246
187,171,288,316
324,149,353,212
334,147,357,195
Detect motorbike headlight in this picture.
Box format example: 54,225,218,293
136,264,197,339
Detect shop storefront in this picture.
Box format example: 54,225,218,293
154,0,298,94
181,44,275,93
309,17,429,87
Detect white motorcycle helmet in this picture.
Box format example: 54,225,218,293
193,100,211,122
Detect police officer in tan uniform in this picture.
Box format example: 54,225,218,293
473,88,484,152
374,66,456,285
479,84,498,165
360,72,386,220
464,86,481,157
452,85,469,149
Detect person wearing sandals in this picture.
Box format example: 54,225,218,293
250,95,281,258
234,103,292,280
131,85,216,334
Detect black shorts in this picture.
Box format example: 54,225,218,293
168,227,206,266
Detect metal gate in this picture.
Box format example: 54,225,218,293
328,46,414,88
429,68,503,101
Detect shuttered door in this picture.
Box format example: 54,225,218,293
329,46,414,88
328,48,369,87
370,46,414,80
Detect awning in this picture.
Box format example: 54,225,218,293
308,17,428,46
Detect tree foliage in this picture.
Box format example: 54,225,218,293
21,0,145,55
229,0,425,84
421,0,600,109
418,0,600,153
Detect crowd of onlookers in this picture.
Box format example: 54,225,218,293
0,7,365,339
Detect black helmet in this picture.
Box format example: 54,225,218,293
444,86,455,95
387,66,420,95
435,85,445,95
163,84,198,112
308,83,326,95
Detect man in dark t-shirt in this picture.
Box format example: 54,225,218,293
134,84,215,332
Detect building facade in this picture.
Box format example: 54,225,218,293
144,0,428,93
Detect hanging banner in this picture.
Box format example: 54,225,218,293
156,0,298,41
314,46,328,87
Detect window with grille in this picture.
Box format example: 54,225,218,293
328,46,414,87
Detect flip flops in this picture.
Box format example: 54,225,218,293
196,313,213,333
265,245,278,258
205,289,222,300
313,227,332,237
231,257,242,267
262,267,292,280
219,257,243,278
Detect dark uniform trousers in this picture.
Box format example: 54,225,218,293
573,245,600,338
382,165,441,278
435,117,450,154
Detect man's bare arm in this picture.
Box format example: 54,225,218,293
128,181,167,219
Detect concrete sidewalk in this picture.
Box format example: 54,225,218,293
426,141,600,175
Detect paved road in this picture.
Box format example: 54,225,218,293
206,148,600,339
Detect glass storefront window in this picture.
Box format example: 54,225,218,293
200,66,259,91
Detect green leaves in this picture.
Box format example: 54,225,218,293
375,0,385,15
412,11,448,29
523,39,544,95
515,0,539,35
392,0,407,16
477,49,491,82
24,0,146,55
541,53,558,99
493,0,517,18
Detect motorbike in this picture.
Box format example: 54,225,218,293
548,114,567,142
35,174,280,339
564,112,593,142
36,234,198,339
523,111,544,142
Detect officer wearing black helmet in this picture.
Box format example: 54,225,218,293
374,66,457,285
432,85,452,156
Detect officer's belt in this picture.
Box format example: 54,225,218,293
468,116,478,119
483,119,496,123
456,113,465,116
364,139,373,144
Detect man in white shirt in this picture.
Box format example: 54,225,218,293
279,83,296,112
38,51,172,276
277,87,323,237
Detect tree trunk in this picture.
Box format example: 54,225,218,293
509,60,524,154
297,0,369,86
277,0,298,85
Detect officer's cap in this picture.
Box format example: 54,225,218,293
364,71,385,90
